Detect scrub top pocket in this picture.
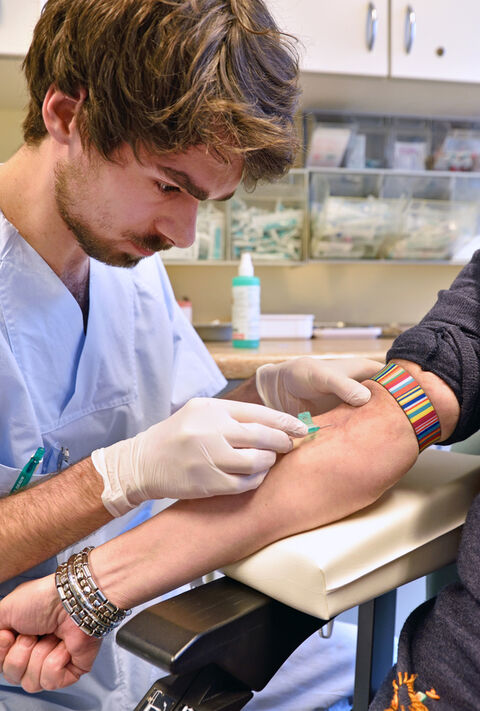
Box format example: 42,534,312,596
0,463,21,498
39,442,69,474
0,446,66,496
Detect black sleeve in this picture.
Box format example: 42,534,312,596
387,250,480,444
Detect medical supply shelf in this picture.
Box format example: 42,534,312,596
303,110,480,172
310,167,480,262
161,167,480,266
161,169,309,264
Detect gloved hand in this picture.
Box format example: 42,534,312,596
256,357,384,416
91,397,308,516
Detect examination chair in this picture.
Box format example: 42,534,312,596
116,449,480,711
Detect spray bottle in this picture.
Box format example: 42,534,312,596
232,252,260,348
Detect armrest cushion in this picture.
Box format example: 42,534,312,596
222,450,480,619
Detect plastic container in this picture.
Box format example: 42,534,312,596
232,253,260,348
162,201,226,261
306,123,357,168
313,326,381,339
309,168,480,260
260,314,314,339
194,322,233,342
230,170,307,261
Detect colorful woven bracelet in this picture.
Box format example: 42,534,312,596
370,362,441,452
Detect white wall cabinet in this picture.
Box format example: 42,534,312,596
2,1,479,83
267,0,389,77
0,0,42,57
390,1,480,83
269,1,480,85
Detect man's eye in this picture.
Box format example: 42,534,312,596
156,181,180,194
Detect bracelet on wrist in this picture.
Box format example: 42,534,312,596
370,362,441,452
55,546,131,638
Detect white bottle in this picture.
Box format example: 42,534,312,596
232,252,260,348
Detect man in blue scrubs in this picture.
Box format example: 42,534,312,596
0,0,381,708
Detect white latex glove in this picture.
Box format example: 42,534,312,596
256,356,384,416
91,397,308,517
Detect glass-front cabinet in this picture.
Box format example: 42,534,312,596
309,169,480,262
162,169,309,264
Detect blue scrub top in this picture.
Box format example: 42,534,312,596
0,211,226,709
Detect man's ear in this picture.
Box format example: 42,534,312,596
42,85,88,145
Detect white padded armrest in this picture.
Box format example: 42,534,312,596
222,450,480,620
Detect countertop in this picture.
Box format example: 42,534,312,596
205,338,395,379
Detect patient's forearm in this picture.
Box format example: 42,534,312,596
92,363,458,610
92,385,407,609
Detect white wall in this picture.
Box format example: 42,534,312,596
0,108,24,160
165,261,462,325
0,58,27,161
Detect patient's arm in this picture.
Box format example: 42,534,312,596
0,359,459,690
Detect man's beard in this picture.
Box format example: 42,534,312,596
54,161,172,268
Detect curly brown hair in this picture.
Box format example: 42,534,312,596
23,0,300,186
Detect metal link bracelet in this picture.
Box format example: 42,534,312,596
55,546,131,638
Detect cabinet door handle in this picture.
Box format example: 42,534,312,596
404,4,416,54
366,2,378,52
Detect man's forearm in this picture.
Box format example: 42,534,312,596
91,361,459,611
0,458,112,582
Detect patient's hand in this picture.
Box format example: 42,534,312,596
0,575,100,692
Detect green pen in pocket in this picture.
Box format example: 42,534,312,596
10,447,45,493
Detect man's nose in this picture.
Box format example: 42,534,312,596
158,199,199,249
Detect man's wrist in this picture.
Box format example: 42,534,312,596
90,445,135,518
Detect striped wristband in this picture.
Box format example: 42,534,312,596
370,362,441,452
